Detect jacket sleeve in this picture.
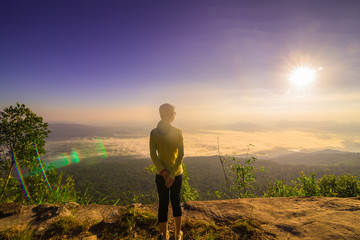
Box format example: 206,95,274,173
149,130,163,174
169,130,184,180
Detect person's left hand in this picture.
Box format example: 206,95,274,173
165,177,174,188
160,169,170,181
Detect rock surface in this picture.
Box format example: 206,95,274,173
1,197,360,239
182,197,360,240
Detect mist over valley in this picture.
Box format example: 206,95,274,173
42,122,360,204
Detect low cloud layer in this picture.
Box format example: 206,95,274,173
43,129,359,165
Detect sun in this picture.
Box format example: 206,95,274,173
290,66,317,87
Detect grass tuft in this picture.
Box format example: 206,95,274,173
183,217,276,240
40,215,90,239
230,218,263,239
183,219,221,240
91,206,159,240
0,225,34,240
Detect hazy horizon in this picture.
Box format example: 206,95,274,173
42,120,360,167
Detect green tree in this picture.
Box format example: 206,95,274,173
0,103,50,201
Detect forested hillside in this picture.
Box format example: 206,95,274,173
59,155,360,205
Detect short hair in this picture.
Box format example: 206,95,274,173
159,103,175,119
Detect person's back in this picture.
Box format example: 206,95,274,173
150,120,183,180
149,103,184,240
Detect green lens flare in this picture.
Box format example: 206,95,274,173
28,137,107,178
70,149,80,163
96,137,107,158
61,153,70,165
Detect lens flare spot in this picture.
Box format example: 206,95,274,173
45,153,71,170
96,137,107,158
70,149,80,163
47,152,71,170
61,153,70,165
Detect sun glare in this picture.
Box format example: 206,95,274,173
290,66,317,87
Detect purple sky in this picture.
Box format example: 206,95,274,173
1,0,360,125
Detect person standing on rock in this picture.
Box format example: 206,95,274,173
150,103,184,240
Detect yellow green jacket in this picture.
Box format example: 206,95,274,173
149,121,184,180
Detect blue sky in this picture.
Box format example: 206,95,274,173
1,0,360,125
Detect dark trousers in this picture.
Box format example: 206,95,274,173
155,174,183,223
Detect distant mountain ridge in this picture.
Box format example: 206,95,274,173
207,120,360,136
48,123,112,140
47,123,148,140
267,149,360,166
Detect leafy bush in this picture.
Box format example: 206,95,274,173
297,172,318,197
0,176,21,203
219,145,264,198
181,162,199,202
336,174,360,197
265,172,360,198
264,179,300,197
318,174,337,197
0,169,80,205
